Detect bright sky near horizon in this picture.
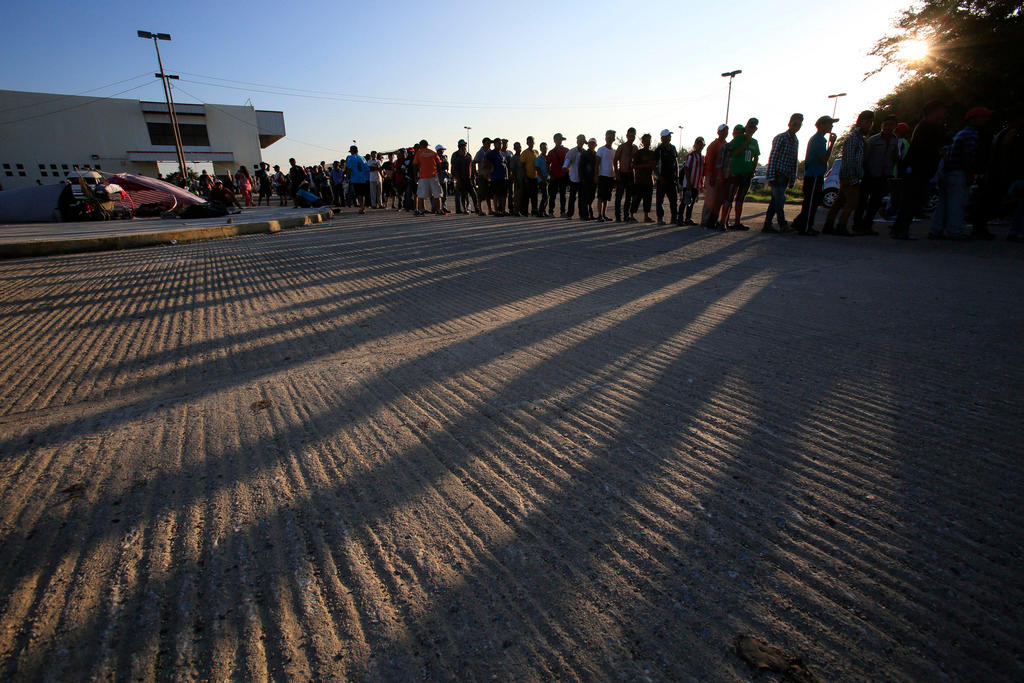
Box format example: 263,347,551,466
0,0,915,164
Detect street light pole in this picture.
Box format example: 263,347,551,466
464,125,471,144
138,30,187,179
721,70,742,127
678,125,684,145
828,92,847,120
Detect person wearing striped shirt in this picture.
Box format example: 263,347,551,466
823,110,875,236
677,137,705,226
763,113,803,232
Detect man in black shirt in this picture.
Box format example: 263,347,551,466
891,101,947,239
578,138,598,220
654,129,678,225
288,158,305,202
451,139,476,214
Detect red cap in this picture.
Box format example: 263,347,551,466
964,106,993,121
894,122,910,135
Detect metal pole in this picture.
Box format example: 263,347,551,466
828,93,847,121
150,36,187,178
725,78,733,126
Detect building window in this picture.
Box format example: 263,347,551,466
4,172,12,177
61,164,69,170
38,164,45,169
95,165,102,170
41,171,47,177
50,164,57,170
146,122,210,147
16,164,23,169
18,171,26,176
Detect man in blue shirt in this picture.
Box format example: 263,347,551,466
792,115,838,235
345,145,370,214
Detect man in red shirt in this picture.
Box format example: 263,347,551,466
546,133,570,217
701,124,730,229
413,139,442,216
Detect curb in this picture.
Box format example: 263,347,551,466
0,208,334,259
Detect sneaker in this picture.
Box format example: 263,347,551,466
643,216,654,223
682,219,696,226
657,220,666,226
729,224,750,231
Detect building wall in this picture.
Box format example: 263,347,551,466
0,89,279,189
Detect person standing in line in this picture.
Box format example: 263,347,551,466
701,125,730,229
288,157,305,203
509,141,525,216
520,136,541,218
653,129,678,225
678,137,705,226
413,140,443,216
392,149,409,211
726,117,760,230
484,137,509,216
563,134,586,219
763,113,803,233
930,106,993,240
345,145,370,214
328,160,345,208
631,133,657,222
381,153,396,209
473,137,493,216
368,151,383,209
536,141,550,216
885,122,911,220
613,127,637,222
823,110,875,236
451,139,476,214
578,138,598,221
435,145,451,214
272,164,289,206
595,129,616,222
854,115,898,234
255,162,273,207
547,134,569,216
501,139,516,214
792,116,838,236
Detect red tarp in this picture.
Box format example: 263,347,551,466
107,173,205,210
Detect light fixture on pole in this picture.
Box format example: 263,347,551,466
721,70,742,127
828,93,847,120
678,125,684,146
464,125,471,143
138,30,187,179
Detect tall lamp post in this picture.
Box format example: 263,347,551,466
721,69,742,126
138,30,187,179
678,125,684,145
828,92,847,120
464,125,471,144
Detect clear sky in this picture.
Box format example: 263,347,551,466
0,0,914,164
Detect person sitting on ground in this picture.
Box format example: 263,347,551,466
208,179,241,209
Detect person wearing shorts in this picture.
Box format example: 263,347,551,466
414,140,443,215
345,145,370,214
725,117,760,230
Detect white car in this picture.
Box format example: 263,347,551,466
821,159,841,208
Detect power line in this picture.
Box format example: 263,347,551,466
176,72,726,111
0,81,156,126
0,73,154,114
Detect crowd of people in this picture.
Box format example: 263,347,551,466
187,102,1024,241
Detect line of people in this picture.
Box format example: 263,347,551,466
255,102,1021,241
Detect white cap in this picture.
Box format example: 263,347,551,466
660,129,672,137
435,144,445,151
717,124,729,133
587,137,597,144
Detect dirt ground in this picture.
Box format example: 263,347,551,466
1,206,1022,680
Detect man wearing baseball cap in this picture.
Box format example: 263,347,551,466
931,106,993,240
654,129,678,225
823,110,875,236
701,124,730,229
792,116,838,235
855,114,899,234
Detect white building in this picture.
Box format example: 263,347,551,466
0,89,285,189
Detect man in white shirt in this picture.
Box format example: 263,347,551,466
596,129,616,222
562,134,586,219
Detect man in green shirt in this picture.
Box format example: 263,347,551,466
725,117,760,230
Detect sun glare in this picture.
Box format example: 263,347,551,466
898,39,930,62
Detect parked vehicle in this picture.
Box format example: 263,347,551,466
821,159,841,208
